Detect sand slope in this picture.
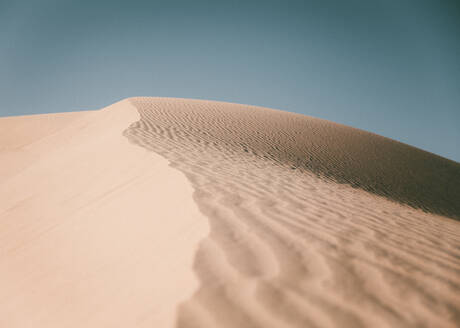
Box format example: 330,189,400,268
0,101,208,327
1,97,460,327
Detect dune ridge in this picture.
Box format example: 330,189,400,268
123,97,460,328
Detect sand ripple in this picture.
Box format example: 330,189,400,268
124,97,460,328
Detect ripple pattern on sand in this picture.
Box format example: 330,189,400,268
124,97,460,328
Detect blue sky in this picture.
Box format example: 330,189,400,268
1,0,459,162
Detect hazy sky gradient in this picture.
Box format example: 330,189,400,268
1,0,459,161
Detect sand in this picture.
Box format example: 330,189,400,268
1,98,459,327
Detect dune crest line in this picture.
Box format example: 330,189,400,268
124,97,460,328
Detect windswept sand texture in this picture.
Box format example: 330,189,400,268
1,97,460,327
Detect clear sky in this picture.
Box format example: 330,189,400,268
1,0,459,162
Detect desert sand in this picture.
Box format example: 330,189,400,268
1,98,459,327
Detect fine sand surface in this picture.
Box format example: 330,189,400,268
1,98,460,327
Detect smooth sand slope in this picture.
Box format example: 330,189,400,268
1,98,460,328
0,101,208,327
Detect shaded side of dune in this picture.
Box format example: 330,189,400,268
127,97,460,221
123,97,460,328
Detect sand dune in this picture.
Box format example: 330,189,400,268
1,98,459,327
